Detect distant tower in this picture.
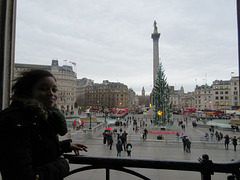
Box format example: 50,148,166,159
142,87,145,97
180,86,184,96
151,20,160,87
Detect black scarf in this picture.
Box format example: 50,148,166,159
10,97,68,136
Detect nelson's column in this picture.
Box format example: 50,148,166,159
152,20,160,86
150,21,161,106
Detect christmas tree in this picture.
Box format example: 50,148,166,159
153,60,172,127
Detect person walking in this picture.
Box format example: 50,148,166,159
103,130,107,144
224,134,230,150
143,128,148,140
81,120,84,129
108,132,113,150
120,134,126,151
182,136,187,152
122,131,128,142
72,119,76,130
176,132,180,141
185,139,191,153
126,141,133,157
122,131,128,150
116,140,123,157
0,69,88,180
232,136,238,151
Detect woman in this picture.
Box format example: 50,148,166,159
0,69,88,180
126,141,132,157
116,140,123,157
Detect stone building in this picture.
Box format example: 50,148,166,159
212,80,231,110
128,88,138,110
194,84,213,110
14,60,77,113
169,89,181,111
84,80,129,110
230,76,240,109
76,77,94,110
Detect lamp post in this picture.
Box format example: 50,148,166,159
86,110,92,129
104,110,107,123
89,113,92,129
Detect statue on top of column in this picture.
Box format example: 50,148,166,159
153,20,158,33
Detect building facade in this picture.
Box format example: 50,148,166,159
230,76,240,109
84,80,129,110
76,77,94,111
211,80,231,110
194,85,213,110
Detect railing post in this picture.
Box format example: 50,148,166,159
106,168,110,180
199,154,213,180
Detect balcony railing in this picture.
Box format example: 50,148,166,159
64,154,240,180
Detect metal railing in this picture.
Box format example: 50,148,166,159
64,154,240,180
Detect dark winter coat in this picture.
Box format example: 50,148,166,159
120,135,126,144
232,138,238,145
186,139,191,149
0,99,71,180
116,141,123,152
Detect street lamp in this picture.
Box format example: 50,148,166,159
104,110,107,123
89,113,92,129
86,109,92,129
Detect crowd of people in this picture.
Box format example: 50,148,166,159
72,119,84,130
103,128,133,157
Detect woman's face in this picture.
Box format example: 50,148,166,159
31,76,58,108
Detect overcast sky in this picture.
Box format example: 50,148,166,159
15,0,238,95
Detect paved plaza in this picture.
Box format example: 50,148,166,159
65,114,240,180
1,114,238,180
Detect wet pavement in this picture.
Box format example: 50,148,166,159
65,114,240,180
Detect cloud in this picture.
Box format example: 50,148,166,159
15,0,238,95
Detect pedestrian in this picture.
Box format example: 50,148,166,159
176,132,180,141
72,119,76,130
119,127,123,135
120,134,126,151
108,131,113,150
0,69,88,180
224,134,230,150
143,128,148,140
122,130,128,141
103,130,107,144
185,139,191,153
126,141,133,157
232,136,238,151
81,120,84,129
219,132,223,141
182,136,187,151
116,140,123,157
122,131,128,149
236,126,239,132
76,119,81,130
